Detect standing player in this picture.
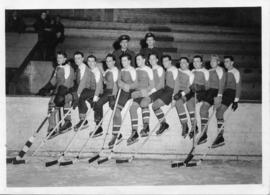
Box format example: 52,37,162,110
188,55,209,138
197,55,226,145
112,35,136,69
140,32,163,66
108,53,137,148
211,56,241,148
93,54,119,136
127,53,155,145
38,51,75,137
73,54,103,137
151,55,179,136
173,57,195,138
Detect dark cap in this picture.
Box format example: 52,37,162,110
145,32,156,40
118,35,130,42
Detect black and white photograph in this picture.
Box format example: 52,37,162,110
1,0,270,194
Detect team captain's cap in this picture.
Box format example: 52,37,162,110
118,35,130,42
145,32,156,40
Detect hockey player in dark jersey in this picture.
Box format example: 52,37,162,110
93,54,119,138
127,53,155,145
173,57,195,138
112,35,136,69
140,32,163,67
197,55,226,145
151,55,179,136
38,51,75,138
108,53,137,148
212,56,241,148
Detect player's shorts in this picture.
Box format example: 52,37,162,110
222,88,236,107
190,84,206,102
204,88,219,105
159,86,174,105
150,88,164,102
117,90,131,109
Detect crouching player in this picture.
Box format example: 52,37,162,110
211,56,241,148
151,55,179,135
73,53,103,137
108,53,137,148
38,51,75,138
173,57,195,138
127,53,155,145
93,54,119,137
197,55,226,145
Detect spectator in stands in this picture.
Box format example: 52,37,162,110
6,11,26,33
140,32,163,67
53,15,65,44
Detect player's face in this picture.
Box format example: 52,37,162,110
224,58,233,69
74,55,84,66
106,57,115,69
193,58,202,69
136,56,145,67
87,57,96,68
121,57,131,68
210,58,219,68
180,59,189,70
41,12,47,20
146,37,155,48
162,57,171,69
149,55,158,66
120,40,128,50
57,54,66,65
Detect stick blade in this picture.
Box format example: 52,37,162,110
185,162,198,167
6,157,16,164
12,159,26,165
97,157,109,164
59,161,73,166
88,154,100,164
45,160,58,167
171,161,184,168
115,158,131,164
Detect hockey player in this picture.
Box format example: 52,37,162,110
108,53,137,148
93,54,119,137
151,55,179,136
112,35,136,69
188,55,209,138
211,56,241,148
73,54,103,137
197,55,226,145
140,32,163,66
127,53,155,145
38,51,75,137
173,57,195,138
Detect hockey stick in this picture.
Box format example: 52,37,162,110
171,107,216,168
21,107,73,163
97,99,133,164
115,106,174,164
88,89,121,164
59,109,110,166
7,109,54,164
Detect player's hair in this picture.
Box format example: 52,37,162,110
210,54,220,62
87,55,97,61
135,53,146,59
56,51,67,58
224,55,234,61
74,51,84,57
162,54,172,61
120,53,132,61
106,53,116,61
179,57,189,63
148,53,158,59
193,55,203,62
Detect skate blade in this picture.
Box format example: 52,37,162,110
88,154,100,164
171,161,184,168
156,128,169,136
197,139,207,145
47,132,61,140
91,132,103,138
45,160,58,167
12,159,26,165
59,127,73,134
7,157,16,164
116,138,123,145
127,138,139,146
74,124,89,132
211,142,225,149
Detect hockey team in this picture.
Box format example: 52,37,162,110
38,32,241,150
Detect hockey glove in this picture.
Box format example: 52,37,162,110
173,91,182,100
232,101,238,111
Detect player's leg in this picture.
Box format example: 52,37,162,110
175,98,189,138
127,100,140,145
140,97,151,137
59,93,73,133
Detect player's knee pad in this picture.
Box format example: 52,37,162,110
54,95,65,107
216,104,227,120
57,85,69,96
200,103,210,117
